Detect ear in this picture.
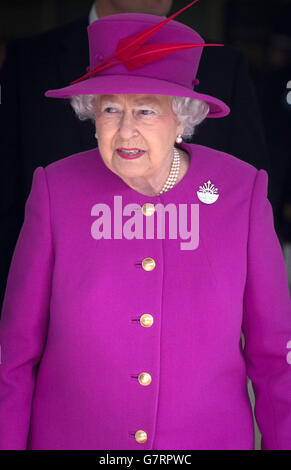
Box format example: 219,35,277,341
177,122,184,136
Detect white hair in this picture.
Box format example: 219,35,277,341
70,94,209,139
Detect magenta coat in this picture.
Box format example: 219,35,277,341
0,141,291,450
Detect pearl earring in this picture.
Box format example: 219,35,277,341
176,134,183,143
95,132,98,139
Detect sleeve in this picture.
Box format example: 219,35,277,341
242,169,291,450
0,166,54,450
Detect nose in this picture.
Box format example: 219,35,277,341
118,110,139,140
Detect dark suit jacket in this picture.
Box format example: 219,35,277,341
0,16,271,310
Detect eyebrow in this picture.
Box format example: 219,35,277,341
100,96,162,107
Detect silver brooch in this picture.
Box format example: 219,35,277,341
197,180,219,204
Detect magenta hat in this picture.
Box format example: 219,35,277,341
45,0,230,118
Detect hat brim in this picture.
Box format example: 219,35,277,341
45,74,230,118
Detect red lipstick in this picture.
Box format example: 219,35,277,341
116,148,146,160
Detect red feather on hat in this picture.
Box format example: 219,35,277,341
70,0,223,85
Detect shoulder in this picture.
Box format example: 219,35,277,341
12,17,86,46
184,142,258,179
3,17,87,61
197,40,249,91
183,142,264,202
44,147,98,178
201,40,247,66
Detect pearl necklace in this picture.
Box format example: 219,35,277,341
158,147,181,195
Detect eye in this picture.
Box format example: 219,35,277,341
140,109,154,115
104,107,117,113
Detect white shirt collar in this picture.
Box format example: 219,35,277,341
89,3,98,24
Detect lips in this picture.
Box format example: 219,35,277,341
116,148,146,160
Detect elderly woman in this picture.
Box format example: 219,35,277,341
0,1,291,451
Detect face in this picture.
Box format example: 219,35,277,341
95,94,183,181
96,0,173,17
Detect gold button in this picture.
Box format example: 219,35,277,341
140,314,154,327
135,429,147,443
142,203,155,216
138,372,152,386
142,257,156,271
